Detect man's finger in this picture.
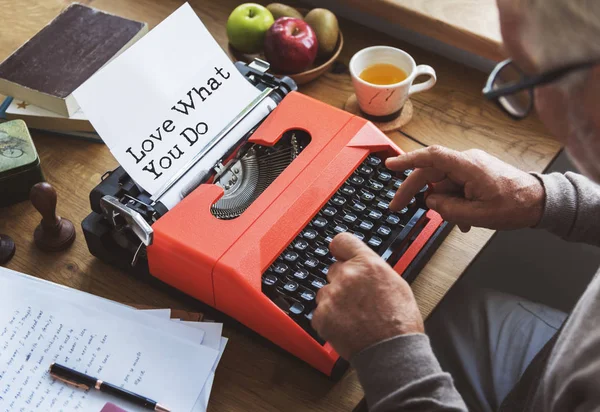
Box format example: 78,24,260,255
330,232,372,262
325,262,342,283
390,167,446,211
385,146,466,175
426,193,489,227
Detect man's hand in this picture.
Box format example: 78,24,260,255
311,233,423,360
386,146,545,232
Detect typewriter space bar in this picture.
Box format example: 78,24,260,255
381,208,427,266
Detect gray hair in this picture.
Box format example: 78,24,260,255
524,0,600,71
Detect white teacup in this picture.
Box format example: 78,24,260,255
349,46,437,118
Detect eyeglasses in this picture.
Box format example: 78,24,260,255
482,58,599,120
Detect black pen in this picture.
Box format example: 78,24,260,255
49,363,170,412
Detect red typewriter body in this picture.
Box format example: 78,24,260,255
145,92,445,377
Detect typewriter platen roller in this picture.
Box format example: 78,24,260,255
83,60,452,379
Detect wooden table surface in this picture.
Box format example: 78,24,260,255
334,0,504,61
0,1,561,411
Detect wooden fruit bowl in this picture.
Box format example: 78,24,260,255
227,30,344,85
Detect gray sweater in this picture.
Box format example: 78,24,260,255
351,172,600,411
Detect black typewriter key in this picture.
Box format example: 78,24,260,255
367,209,383,220
358,165,374,176
342,212,358,223
349,175,365,186
351,201,367,212
326,255,337,264
404,169,413,177
386,214,401,226
398,206,409,215
312,216,328,229
360,189,375,202
323,205,338,217
310,276,327,289
376,200,390,211
302,228,318,240
299,287,316,302
353,231,366,241
366,155,382,167
283,250,299,263
340,185,356,196
323,232,335,244
377,171,392,182
367,180,384,191
377,225,392,237
272,262,289,275
358,220,374,232
292,267,309,280
314,244,329,257
304,255,319,269
367,236,383,249
393,179,402,189
384,190,396,200
331,195,347,207
262,273,279,287
289,301,305,316
409,197,417,206
284,280,299,293
294,239,309,251
420,184,429,193
333,223,349,234
318,265,329,277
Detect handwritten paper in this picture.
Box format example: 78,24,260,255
0,268,219,412
73,3,261,194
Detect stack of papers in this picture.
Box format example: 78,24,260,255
0,267,227,412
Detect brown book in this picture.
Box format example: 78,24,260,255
0,3,147,117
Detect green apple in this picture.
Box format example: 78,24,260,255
227,3,274,54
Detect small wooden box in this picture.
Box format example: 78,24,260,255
0,120,44,207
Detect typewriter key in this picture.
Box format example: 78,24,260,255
293,267,309,280
366,155,382,167
323,206,337,217
368,180,384,191
299,288,316,302
377,226,392,237
367,209,383,220
358,165,373,176
302,228,318,240
294,239,309,251
350,175,365,186
377,171,392,182
340,185,356,196
367,236,383,248
386,214,401,225
351,201,367,212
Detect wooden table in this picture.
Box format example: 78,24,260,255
0,1,561,411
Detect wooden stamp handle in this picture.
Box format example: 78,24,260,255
30,182,61,231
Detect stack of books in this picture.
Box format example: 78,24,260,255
0,3,148,142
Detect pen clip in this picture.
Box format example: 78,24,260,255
50,372,91,390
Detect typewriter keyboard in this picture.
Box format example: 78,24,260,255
261,154,429,344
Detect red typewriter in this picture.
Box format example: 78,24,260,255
83,60,452,379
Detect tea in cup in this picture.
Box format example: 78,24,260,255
349,46,437,119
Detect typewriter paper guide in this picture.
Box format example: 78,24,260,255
73,3,260,194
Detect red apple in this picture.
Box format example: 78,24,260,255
264,17,318,74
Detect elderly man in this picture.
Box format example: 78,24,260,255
311,0,600,410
